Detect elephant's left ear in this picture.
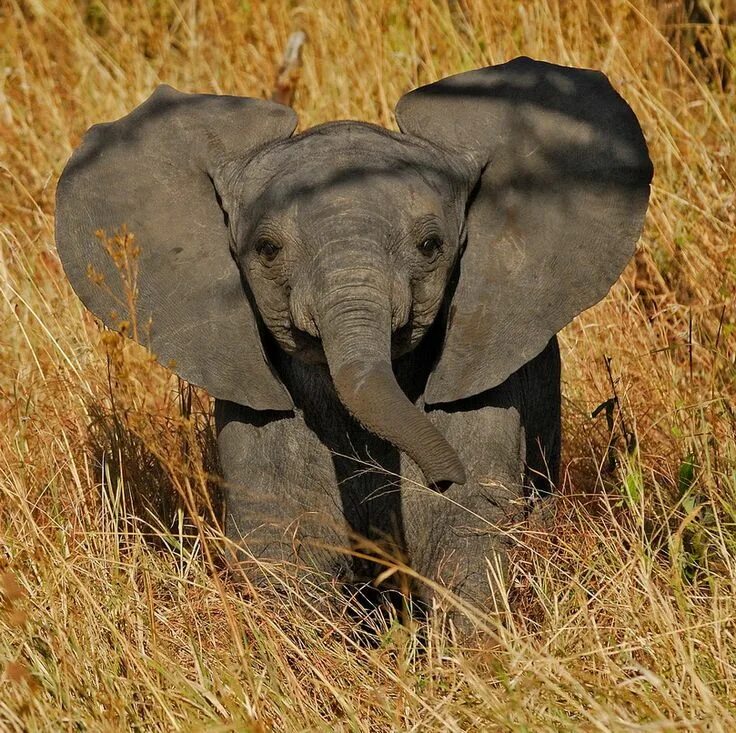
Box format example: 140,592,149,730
396,57,653,404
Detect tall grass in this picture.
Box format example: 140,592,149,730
1,0,734,729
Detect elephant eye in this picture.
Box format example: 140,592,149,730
256,237,281,261
417,236,443,257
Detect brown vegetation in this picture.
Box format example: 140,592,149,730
0,1,734,729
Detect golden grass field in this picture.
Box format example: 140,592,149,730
1,0,735,730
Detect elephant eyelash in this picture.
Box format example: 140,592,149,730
408,214,445,253
417,236,443,257
255,236,282,261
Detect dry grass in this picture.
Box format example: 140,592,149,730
1,0,735,730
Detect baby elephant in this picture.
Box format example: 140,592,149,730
56,57,651,615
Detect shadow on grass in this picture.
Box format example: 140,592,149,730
85,387,224,553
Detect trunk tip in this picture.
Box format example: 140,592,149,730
426,460,467,490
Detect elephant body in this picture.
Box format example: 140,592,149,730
216,331,560,607
55,57,651,622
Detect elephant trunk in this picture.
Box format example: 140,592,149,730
313,262,466,487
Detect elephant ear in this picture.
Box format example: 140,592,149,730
56,85,297,410
396,56,653,404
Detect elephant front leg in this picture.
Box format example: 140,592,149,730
214,400,353,594
401,479,522,616
399,402,527,623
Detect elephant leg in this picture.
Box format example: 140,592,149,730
214,400,353,595
399,399,527,620
398,337,561,624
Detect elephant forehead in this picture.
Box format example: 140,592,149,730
257,166,447,227
250,123,451,209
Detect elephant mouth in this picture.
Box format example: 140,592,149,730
289,328,326,364
290,322,417,364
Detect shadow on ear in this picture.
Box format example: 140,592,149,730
56,85,298,410
396,56,653,404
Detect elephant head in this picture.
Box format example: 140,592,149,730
56,57,652,488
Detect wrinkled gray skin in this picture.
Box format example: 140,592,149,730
215,123,560,608
217,333,560,611
220,125,473,487
55,57,652,619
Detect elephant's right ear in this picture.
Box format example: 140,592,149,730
56,85,297,410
